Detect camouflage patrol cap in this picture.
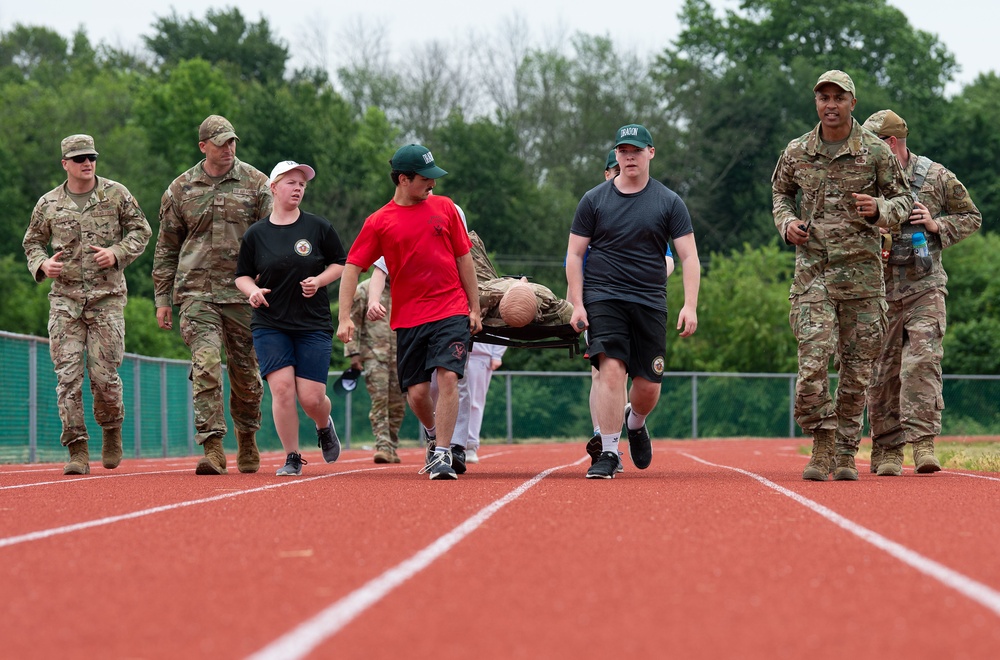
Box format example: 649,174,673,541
813,70,855,95
61,134,98,158
863,109,908,138
198,115,240,146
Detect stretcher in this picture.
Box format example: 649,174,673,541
472,323,583,357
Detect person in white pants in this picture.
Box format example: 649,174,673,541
456,342,507,462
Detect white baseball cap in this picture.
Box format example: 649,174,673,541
269,160,316,184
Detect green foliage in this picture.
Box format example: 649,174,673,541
122,297,189,359
0,255,49,336
144,8,288,84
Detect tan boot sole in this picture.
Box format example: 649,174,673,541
63,462,90,475
195,457,227,475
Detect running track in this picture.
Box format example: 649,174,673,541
2,439,998,659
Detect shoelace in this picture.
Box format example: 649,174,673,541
287,453,308,468
418,450,448,475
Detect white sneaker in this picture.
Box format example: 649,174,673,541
466,448,480,464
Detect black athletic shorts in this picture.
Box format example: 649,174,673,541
585,299,666,382
396,315,471,391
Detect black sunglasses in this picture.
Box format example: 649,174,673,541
69,154,97,163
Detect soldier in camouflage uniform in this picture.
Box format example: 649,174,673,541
470,231,573,327
152,115,271,475
344,274,406,463
862,110,982,476
23,134,151,475
772,71,913,481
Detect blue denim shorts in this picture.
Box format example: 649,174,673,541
252,327,333,384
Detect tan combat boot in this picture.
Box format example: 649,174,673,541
236,430,260,473
832,448,858,481
876,445,904,476
102,427,123,469
63,439,90,475
802,429,835,481
195,436,228,475
869,442,883,474
912,437,942,474
373,446,401,464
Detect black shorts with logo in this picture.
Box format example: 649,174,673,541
396,315,471,391
585,299,666,382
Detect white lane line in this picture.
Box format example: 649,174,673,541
680,452,1000,618
246,457,588,660
943,471,1000,482
0,465,407,549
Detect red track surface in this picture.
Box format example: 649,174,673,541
3,439,999,659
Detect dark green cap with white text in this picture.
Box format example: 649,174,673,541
605,149,618,170
614,124,653,148
390,144,448,178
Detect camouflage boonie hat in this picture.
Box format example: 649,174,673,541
199,115,239,146
863,109,908,138
61,134,98,158
813,70,855,95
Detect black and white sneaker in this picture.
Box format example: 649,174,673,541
276,452,307,476
450,444,467,475
419,449,457,480
317,416,341,463
586,451,619,479
587,433,624,472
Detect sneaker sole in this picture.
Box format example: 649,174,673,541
429,471,458,480
585,472,614,479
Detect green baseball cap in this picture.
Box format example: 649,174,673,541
390,144,448,178
614,124,654,148
813,70,855,95
605,149,619,170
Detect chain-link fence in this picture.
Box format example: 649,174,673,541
3,331,998,463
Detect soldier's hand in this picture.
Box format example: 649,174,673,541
367,303,387,322
156,306,173,330
89,245,117,269
909,201,939,233
785,221,809,245
42,250,65,279
852,192,879,219
350,355,363,372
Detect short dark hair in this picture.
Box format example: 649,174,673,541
390,170,417,186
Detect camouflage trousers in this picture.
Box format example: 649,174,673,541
363,356,405,450
48,304,125,446
179,301,262,445
790,294,887,450
480,278,574,327
868,288,946,449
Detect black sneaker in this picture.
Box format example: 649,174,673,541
586,432,602,465
317,415,341,463
625,404,652,469
419,449,457,480
586,451,619,479
451,444,467,475
276,452,307,476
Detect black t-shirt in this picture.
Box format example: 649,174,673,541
570,177,693,311
236,211,347,332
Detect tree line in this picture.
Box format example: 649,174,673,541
1,0,997,375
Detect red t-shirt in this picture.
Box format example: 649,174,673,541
348,195,472,329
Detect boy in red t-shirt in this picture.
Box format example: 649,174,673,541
337,144,482,480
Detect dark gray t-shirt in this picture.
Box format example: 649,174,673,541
570,177,693,310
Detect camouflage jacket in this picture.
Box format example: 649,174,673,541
152,158,271,307
23,177,151,315
772,118,913,300
883,151,981,301
469,230,573,326
344,278,396,363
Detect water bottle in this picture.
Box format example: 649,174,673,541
912,231,931,274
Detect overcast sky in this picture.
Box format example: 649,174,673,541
2,1,996,95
